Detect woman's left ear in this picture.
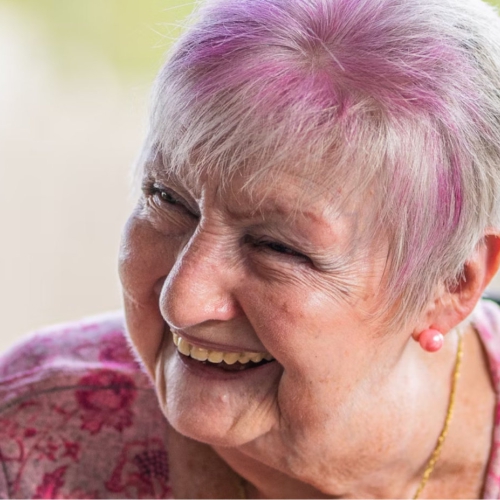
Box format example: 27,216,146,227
417,232,500,337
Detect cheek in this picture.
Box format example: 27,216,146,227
238,276,389,427
242,282,386,434
240,276,365,370
119,211,178,299
119,212,177,378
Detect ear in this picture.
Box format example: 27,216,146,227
413,232,500,337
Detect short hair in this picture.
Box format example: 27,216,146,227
139,0,500,329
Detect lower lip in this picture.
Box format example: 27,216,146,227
176,350,280,381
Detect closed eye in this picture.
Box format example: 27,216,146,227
245,235,311,262
262,240,302,256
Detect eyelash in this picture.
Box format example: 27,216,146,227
144,182,197,216
245,236,310,263
149,184,179,204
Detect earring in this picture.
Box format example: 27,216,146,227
418,328,444,352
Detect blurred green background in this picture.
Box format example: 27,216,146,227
0,0,196,81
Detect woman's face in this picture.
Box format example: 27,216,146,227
119,156,415,485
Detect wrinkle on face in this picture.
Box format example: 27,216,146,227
119,155,408,495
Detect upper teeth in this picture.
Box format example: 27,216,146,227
172,332,274,365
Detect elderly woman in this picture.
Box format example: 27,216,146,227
2,0,500,497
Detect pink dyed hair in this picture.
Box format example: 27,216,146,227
139,0,500,327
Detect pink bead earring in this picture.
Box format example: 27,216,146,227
418,329,444,352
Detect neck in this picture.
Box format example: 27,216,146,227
215,326,494,499
215,442,425,498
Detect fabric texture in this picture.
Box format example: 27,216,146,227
473,299,500,498
0,312,171,499
1,301,500,498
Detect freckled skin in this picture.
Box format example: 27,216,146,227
119,167,496,499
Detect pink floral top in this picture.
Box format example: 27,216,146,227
1,302,500,498
0,312,171,499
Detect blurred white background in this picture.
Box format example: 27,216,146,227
0,0,194,353
1,0,500,354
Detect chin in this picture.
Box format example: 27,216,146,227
165,409,258,447
157,349,280,448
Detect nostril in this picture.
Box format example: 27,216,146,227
153,276,167,297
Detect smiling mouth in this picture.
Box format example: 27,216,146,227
172,331,275,371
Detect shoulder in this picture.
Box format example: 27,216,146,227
0,312,172,499
472,298,500,390
472,299,500,499
0,311,152,411
1,311,137,380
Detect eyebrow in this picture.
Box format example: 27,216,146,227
223,196,329,228
145,163,197,195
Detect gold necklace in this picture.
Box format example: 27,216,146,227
413,332,464,499
238,333,464,500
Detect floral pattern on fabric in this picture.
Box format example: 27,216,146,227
105,439,170,498
474,299,500,499
76,370,136,435
33,466,70,499
0,312,172,499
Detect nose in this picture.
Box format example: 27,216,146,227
160,228,242,329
